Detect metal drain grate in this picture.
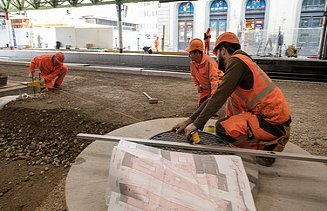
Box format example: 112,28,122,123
150,131,232,147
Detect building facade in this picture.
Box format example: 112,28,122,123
158,0,326,56
1,0,325,56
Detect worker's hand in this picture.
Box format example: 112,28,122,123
172,118,193,134
197,87,202,93
184,123,197,137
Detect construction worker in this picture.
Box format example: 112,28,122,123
173,32,291,167
154,37,160,52
29,52,68,91
186,38,224,106
203,28,211,55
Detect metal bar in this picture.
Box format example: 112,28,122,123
143,92,151,100
77,133,327,163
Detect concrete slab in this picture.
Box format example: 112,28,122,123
166,56,189,67
0,95,19,109
66,118,259,211
65,53,81,64
78,53,100,64
255,144,327,210
243,161,260,185
68,65,143,75
141,69,189,78
0,81,29,97
66,118,327,211
143,54,169,65
98,54,120,64
119,54,144,65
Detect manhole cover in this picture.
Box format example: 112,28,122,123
150,131,233,155
150,131,232,146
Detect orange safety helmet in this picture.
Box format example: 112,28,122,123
54,52,65,64
212,32,240,56
186,38,204,53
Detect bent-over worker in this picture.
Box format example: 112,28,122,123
29,52,68,91
173,32,291,167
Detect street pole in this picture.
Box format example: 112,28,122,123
162,25,165,52
318,3,327,60
117,1,123,53
5,11,14,49
137,37,140,51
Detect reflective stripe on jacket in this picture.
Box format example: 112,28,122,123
190,54,223,102
226,54,291,124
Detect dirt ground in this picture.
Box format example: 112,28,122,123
0,64,326,211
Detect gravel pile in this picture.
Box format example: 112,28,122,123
0,105,114,168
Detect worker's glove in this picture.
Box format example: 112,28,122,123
197,87,202,93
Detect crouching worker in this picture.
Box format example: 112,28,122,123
173,32,291,167
29,52,68,91
186,38,224,106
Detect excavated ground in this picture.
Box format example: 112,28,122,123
0,64,326,211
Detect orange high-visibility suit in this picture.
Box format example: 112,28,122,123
190,54,224,105
204,32,211,55
29,53,68,90
154,38,159,52
189,32,291,162
219,54,291,150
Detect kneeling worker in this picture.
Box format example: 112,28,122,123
186,38,224,106
29,52,68,91
173,32,291,166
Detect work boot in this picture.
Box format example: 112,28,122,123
41,87,49,93
53,84,62,90
255,157,275,167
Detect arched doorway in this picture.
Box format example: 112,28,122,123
178,2,194,51
297,0,326,56
209,0,228,50
243,0,267,55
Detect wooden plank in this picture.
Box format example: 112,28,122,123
77,133,327,163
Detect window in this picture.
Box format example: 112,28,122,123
178,2,194,14
246,0,266,10
210,0,228,12
300,18,310,28
312,17,322,27
302,0,325,10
